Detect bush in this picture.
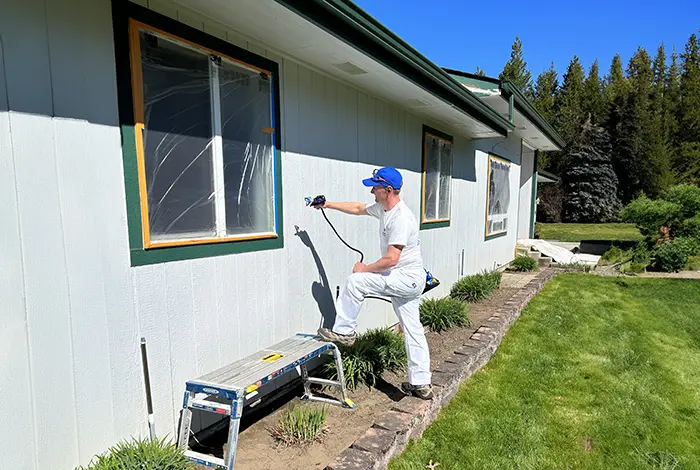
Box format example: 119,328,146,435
653,237,700,272
510,255,538,272
450,270,502,303
663,183,700,219
678,213,700,239
620,195,681,239
270,405,327,446
76,437,193,470
324,327,406,389
419,297,470,332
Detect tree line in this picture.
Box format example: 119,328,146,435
492,32,700,223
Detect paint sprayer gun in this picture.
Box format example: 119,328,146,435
304,195,326,208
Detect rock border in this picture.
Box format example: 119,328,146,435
324,268,560,470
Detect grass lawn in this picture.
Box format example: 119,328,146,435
388,274,700,470
536,223,643,242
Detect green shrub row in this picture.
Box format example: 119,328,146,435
450,270,502,303
510,255,538,272
75,437,194,470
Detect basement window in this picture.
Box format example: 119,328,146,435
486,155,511,238
421,125,453,229
120,16,282,264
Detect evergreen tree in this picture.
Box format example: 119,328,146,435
649,44,676,192
583,60,605,123
562,118,620,222
666,47,681,143
499,36,533,96
533,62,558,127
555,56,586,148
678,32,700,183
532,63,559,171
604,54,628,106
475,66,486,76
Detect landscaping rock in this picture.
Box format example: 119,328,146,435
372,411,414,435
352,427,396,455
325,448,375,470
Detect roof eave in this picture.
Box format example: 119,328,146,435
500,81,566,150
273,0,514,137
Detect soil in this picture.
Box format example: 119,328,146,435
194,282,524,470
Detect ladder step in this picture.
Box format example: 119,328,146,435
306,377,341,387
191,398,231,416
184,450,226,468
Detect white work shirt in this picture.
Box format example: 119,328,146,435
366,200,424,274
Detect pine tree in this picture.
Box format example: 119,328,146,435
604,54,628,106
666,47,681,143
555,56,586,148
532,62,559,171
678,32,700,183
562,118,620,222
475,66,486,76
649,44,676,192
499,36,533,96
583,60,605,124
533,62,558,126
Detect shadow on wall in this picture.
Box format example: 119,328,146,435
294,225,336,329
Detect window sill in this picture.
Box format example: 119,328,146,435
420,220,451,230
130,234,283,266
485,231,508,241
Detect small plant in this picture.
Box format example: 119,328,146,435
510,255,538,272
324,327,406,389
270,405,327,446
450,270,501,303
653,237,700,272
419,297,470,332
75,437,194,470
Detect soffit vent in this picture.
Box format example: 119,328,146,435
332,61,368,75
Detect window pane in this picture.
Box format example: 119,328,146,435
487,158,511,234
219,61,275,235
424,135,439,220
140,31,215,242
438,140,452,220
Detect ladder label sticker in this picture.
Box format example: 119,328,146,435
261,353,284,362
245,383,259,393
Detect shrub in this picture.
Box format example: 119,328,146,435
601,246,626,264
620,194,681,239
270,405,327,446
510,255,538,272
663,183,700,219
653,237,700,272
324,327,406,389
450,270,502,303
75,437,193,470
419,297,470,332
686,255,700,271
678,213,700,239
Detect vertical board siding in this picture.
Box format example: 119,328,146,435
0,29,37,470
2,0,528,466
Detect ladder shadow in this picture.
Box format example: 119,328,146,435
294,225,336,330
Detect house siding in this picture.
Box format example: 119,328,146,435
0,0,525,467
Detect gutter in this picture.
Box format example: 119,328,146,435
500,81,566,150
273,0,514,137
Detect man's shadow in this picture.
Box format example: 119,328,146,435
294,225,336,329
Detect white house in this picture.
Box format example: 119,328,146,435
0,0,564,468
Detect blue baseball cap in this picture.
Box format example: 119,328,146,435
362,167,403,189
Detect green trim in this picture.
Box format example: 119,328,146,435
529,150,539,238
443,68,501,88
273,0,514,137
420,125,453,230
508,93,515,124
111,0,284,266
500,81,566,149
537,169,561,183
485,231,508,241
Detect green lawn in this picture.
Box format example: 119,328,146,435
388,275,700,470
536,223,643,242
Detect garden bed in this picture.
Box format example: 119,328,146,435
197,272,541,470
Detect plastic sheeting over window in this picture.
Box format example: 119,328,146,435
487,156,511,236
423,133,453,221
136,28,276,245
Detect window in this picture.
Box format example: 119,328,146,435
116,10,283,265
421,126,453,228
486,155,511,237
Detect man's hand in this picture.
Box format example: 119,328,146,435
353,262,368,273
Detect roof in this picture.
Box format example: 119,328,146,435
537,169,560,183
443,68,566,151
274,0,514,137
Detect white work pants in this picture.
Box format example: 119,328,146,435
332,269,432,385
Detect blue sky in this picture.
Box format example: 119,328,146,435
354,0,700,81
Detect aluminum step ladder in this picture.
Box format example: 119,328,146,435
177,333,356,469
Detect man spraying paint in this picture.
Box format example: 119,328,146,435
312,167,433,400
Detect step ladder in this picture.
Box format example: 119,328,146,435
177,333,356,469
